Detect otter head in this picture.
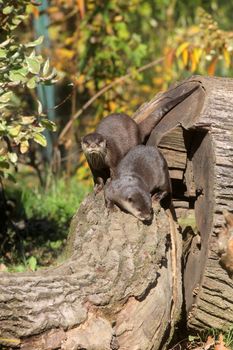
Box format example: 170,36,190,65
106,179,153,222
81,133,107,168
120,189,153,222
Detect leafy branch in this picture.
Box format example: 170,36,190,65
58,57,164,143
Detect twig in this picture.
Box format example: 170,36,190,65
58,57,164,143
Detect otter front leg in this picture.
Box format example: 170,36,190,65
94,177,104,194
104,186,117,213
151,190,170,202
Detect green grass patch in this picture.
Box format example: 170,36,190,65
1,174,91,272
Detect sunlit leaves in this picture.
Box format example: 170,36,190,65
33,133,47,147
0,0,57,177
26,56,41,74
25,35,44,48
171,8,233,77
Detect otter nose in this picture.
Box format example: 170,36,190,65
90,143,96,148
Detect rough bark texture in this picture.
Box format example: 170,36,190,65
0,194,181,349
1,75,233,349
135,75,233,331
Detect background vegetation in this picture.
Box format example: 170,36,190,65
0,0,232,273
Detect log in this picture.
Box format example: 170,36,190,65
0,194,181,349
138,76,233,331
1,75,233,349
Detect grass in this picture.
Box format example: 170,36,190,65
170,327,233,349
1,170,91,272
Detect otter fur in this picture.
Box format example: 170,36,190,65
104,145,171,221
81,113,141,193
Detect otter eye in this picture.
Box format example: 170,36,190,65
128,196,133,203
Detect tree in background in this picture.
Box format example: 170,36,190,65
0,0,56,182
41,0,232,182
0,0,56,257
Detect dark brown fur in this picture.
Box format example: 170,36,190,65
81,113,141,193
104,145,171,221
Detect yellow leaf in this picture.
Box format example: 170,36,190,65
55,48,75,60
8,125,21,137
75,74,85,85
109,101,117,112
20,140,29,154
208,57,218,76
193,47,203,64
190,52,197,72
223,48,231,68
177,57,184,70
152,77,164,85
182,48,189,66
176,42,190,57
21,116,35,125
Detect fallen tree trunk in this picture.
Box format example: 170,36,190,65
0,194,181,350
1,75,233,349
135,75,233,331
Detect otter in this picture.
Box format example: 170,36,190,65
81,113,141,193
82,86,199,193
104,145,171,221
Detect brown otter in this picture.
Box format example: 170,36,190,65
104,145,171,221
82,86,199,193
81,113,141,193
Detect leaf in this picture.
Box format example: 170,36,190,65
9,69,27,83
0,91,13,103
193,47,203,64
8,153,18,163
37,100,43,115
50,240,62,249
223,49,231,68
8,125,21,137
26,57,41,74
0,38,11,48
21,116,35,125
55,48,75,60
20,140,29,154
26,77,37,89
204,335,215,350
40,118,57,132
6,173,16,183
25,36,44,48
176,42,190,57
27,256,37,271
0,160,10,169
208,57,218,76
3,6,14,14
42,59,50,76
190,52,197,72
182,48,189,66
0,48,7,58
33,133,47,147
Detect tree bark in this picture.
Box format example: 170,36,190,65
1,75,233,349
137,75,233,331
0,193,181,349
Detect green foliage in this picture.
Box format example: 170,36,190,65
0,0,57,179
21,176,90,223
2,174,90,271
